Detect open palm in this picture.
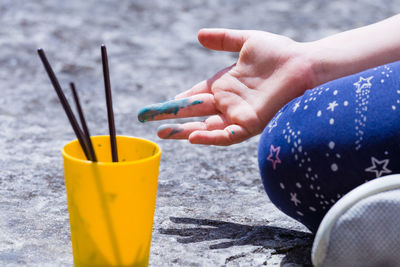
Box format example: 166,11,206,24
138,29,315,145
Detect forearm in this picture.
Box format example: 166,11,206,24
307,14,400,87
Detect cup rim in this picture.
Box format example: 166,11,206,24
62,135,161,166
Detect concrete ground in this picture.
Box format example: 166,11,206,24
0,0,399,266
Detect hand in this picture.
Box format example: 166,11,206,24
138,29,316,145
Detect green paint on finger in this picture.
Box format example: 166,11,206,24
137,98,203,122
231,131,235,135
157,124,184,138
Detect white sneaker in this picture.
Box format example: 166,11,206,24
312,174,400,267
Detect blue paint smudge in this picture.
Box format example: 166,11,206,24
157,124,184,138
138,98,203,122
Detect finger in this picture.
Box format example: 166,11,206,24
157,115,227,139
175,80,210,99
198,28,249,52
138,94,217,122
157,122,204,139
175,64,234,99
189,124,251,146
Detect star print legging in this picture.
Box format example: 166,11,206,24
258,60,400,232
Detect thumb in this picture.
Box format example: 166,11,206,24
198,28,249,52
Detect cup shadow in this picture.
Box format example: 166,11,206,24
159,217,314,266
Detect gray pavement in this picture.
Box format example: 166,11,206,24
0,0,399,266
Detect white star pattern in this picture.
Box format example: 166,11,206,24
353,76,373,93
386,67,400,112
267,112,282,133
292,101,300,112
284,121,325,210
290,192,301,206
380,65,392,84
393,90,400,111
365,157,392,178
354,75,373,150
327,101,339,112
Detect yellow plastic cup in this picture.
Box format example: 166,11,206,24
62,135,161,267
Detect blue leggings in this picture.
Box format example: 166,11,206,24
258,60,400,232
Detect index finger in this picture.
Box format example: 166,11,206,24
175,65,234,99
137,93,218,122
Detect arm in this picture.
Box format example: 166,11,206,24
138,14,400,146
308,14,400,86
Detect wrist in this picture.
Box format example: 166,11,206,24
284,41,320,91
298,40,338,88
303,14,400,87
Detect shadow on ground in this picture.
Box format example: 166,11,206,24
159,217,313,266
